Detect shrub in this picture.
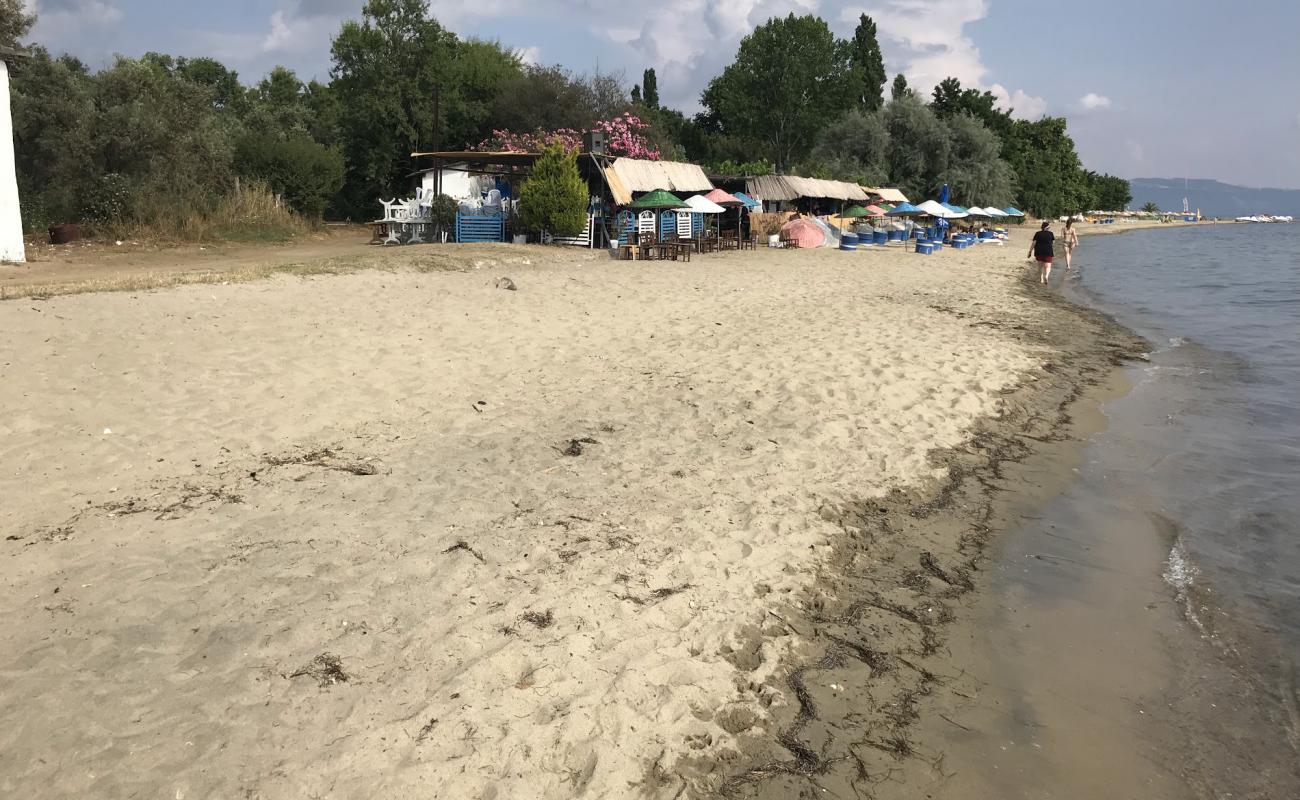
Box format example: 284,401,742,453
427,194,457,233
519,144,588,238
234,133,345,219
80,173,134,226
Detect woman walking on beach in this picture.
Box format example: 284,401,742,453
1029,221,1055,284
1061,218,1080,270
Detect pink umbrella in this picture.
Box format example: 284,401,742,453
705,189,746,244
864,204,887,215
704,188,743,206
780,218,825,248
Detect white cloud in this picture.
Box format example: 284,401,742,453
989,84,1048,119
1078,92,1112,111
28,0,123,39
514,46,541,66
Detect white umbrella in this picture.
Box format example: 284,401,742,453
684,195,726,214
977,206,1007,218
917,199,968,219
965,207,992,217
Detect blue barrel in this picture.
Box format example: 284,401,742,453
916,241,934,254
912,228,924,239
840,233,858,251
873,230,888,245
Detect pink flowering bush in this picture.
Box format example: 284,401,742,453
476,114,661,160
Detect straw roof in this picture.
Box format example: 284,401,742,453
744,175,869,202
865,187,910,204
604,158,712,206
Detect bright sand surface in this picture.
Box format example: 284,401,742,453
2,236,1044,798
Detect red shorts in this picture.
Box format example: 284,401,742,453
1036,256,1053,264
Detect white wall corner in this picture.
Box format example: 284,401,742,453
1,60,27,264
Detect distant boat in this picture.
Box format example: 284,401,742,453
1234,215,1295,223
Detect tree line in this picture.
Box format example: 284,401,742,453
2,1,1129,238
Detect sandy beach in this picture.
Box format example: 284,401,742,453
1,229,1144,798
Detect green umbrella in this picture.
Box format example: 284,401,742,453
842,205,872,218
630,190,688,210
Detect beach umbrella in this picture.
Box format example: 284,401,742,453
864,204,887,215
732,192,760,209
917,200,967,219
939,183,951,204
885,202,923,215
965,207,992,217
684,195,726,237
703,188,746,242
979,207,1007,218
780,218,825,248
685,195,726,214
703,188,743,206
1003,206,1025,217
630,189,688,210
942,202,968,214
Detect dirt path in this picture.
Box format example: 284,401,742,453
1,226,376,294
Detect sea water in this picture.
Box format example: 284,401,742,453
1066,224,1300,653
1062,224,1300,779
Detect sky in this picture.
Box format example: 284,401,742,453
21,0,1300,189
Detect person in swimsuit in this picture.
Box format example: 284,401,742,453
1061,218,1080,270
1029,221,1055,284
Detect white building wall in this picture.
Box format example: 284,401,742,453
1,60,24,263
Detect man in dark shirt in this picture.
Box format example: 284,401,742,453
1028,221,1055,284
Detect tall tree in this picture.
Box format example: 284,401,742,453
944,113,1015,206
850,14,886,111
701,14,857,171
641,68,659,108
885,93,950,200
891,73,911,100
808,110,888,184
0,0,35,50
330,0,519,216
630,84,642,104
1001,116,1092,217
929,76,1010,136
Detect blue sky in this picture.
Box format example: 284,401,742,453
23,0,1300,189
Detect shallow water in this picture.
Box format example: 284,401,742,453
912,224,1300,799
1065,224,1300,661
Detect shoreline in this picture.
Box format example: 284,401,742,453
695,250,1154,797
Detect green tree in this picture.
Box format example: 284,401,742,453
808,110,888,184
891,73,911,100
9,47,95,228
701,14,857,171
519,144,587,237
631,84,642,104
490,64,599,134
176,57,245,111
944,113,1015,206
885,93,950,200
1001,116,1092,217
234,133,345,218
930,76,1011,136
1087,172,1132,210
641,67,659,108
850,14,886,111
0,0,35,49
330,1,520,217
1141,201,1160,214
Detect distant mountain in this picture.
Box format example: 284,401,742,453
1129,178,1300,218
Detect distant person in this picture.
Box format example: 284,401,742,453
1061,218,1080,270
1029,221,1055,284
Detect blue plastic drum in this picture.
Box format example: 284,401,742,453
840,233,858,251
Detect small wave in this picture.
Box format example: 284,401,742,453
1163,539,1199,590
1169,336,1191,348
1164,539,1208,633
